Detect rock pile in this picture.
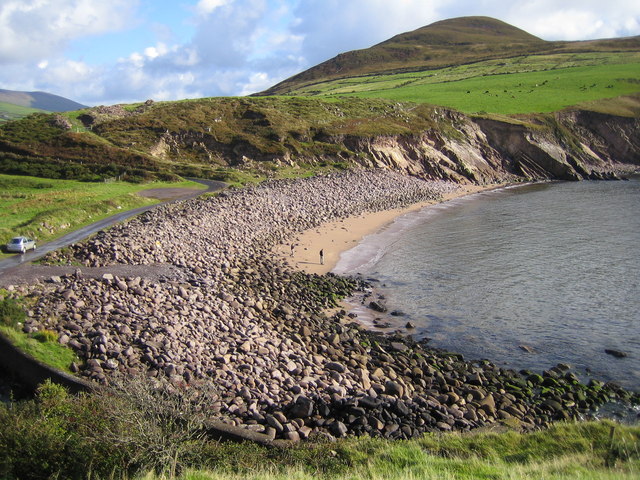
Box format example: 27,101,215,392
23,169,638,440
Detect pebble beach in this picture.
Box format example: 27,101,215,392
10,169,638,441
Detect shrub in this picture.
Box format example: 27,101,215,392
0,297,26,328
31,329,58,343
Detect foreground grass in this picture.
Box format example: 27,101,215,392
140,421,640,480
0,174,206,257
0,373,638,479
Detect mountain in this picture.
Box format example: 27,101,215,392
0,89,87,112
258,16,640,96
0,16,637,186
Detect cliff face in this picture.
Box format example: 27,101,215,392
130,101,638,184
5,99,636,184
293,110,640,184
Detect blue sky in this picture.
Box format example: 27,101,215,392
0,0,638,106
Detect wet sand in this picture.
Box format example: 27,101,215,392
275,183,496,275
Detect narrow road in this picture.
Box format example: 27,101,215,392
0,179,226,278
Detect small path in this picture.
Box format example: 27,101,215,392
0,264,185,289
0,179,226,280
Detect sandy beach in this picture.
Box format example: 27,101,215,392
275,183,496,275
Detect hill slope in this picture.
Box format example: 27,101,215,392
0,95,638,185
0,89,87,112
259,16,640,96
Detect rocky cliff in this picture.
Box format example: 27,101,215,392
2,97,638,184
142,103,639,184
317,111,639,183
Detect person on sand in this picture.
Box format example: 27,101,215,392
290,244,295,257
319,249,324,265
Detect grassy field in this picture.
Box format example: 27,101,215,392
284,52,640,114
0,174,206,257
0,101,44,123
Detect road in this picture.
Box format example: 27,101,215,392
0,179,226,277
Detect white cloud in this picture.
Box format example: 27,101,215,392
498,0,640,40
1,0,639,105
0,0,136,63
292,0,445,65
196,0,234,16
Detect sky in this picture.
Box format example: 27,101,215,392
0,0,638,106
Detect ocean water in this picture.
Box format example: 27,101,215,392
335,177,640,391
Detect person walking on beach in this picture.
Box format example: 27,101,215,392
319,249,324,265
290,244,295,257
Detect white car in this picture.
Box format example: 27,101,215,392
6,236,37,254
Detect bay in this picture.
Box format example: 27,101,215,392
335,177,640,390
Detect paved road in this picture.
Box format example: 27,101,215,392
0,179,226,277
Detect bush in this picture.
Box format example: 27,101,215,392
31,329,58,343
0,297,26,328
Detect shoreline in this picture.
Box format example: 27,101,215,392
12,169,638,441
275,183,498,275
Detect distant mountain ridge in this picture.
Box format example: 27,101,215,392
0,89,87,112
258,16,640,96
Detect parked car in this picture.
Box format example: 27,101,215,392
5,236,37,254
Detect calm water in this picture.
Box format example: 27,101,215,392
335,177,640,391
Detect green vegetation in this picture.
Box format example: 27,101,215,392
0,295,79,372
0,101,45,123
0,379,638,480
260,16,640,96
0,325,78,372
0,174,205,257
0,96,439,184
282,52,640,114
0,295,26,327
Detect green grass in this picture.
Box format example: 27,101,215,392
285,52,640,114
0,174,206,257
0,101,45,123
0,325,79,372
135,421,640,480
0,371,638,479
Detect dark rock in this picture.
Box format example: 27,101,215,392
325,362,347,373
385,380,404,397
289,396,314,418
369,301,387,313
604,349,628,358
329,421,348,437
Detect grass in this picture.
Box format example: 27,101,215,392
0,325,79,372
1,378,638,480
130,421,640,480
0,101,45,123
284,52,640,115
0,174,206,258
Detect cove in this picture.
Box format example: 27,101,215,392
335,177,640,391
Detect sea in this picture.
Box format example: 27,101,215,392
334,176,640,392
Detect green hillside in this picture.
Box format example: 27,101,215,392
0,101,45,123
0,89,87,112
0,16,638,184
282,52,640,114
259,16,640,97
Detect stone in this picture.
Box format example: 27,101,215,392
325,362,346,373
289,396,314,418
385,380,404,397
369,301,387,313
265,415,283,433
604,349,627,358
329,421,348,437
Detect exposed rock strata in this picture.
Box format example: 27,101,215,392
17,170,639,441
